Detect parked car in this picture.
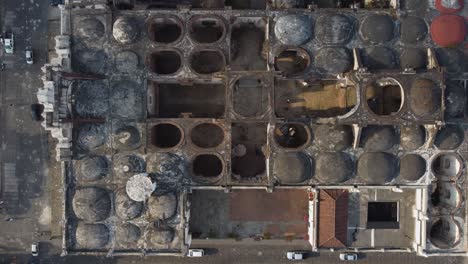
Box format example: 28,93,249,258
3,32,13,54
286,251,304,260
50,0,64,6
25,48,33,64
31,242,39,256
187,249,204,257
30,104,44,121
339,253,358,261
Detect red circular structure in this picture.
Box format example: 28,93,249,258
430,15,466,47
435,0,463,13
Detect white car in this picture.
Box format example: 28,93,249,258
286,251,304,260
339,253,358,261
187,249,204,257
31,243,39,256
25,48,33,64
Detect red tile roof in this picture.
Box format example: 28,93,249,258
318,189,349,248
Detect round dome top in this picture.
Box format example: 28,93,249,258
432,153,463,180
315,47,352,75
148,192,177,220
363,47,396,70
113,125,141,150
126,173,155,202
401,125,426,151
114,155,146,177
410,79,441,117
434,125,464,150
73,49,108,75
316,152,354,183
400,16,427,44
79,156,107,181
273,152,312,184
274,15,312,46
115,191,143,220
316,14,353,45
314,125,353,151
73,81,109,118
76,124,106,151
432,182,462,211
431,15,466,47
360,14,394,44
399,154,426,181
430,217,461,249
360,126,397,151
436,48,462,74
113,17,139,44
72,187,111,222
147,153,185,180
357,152,398,184
75,223,109,249
115,51,139,72
150,226,175,245
115,223,141,247
445,81,465,118
400,48,427,70
77,18,105,40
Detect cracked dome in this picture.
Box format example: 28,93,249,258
114,155,146,177
401,125,426,151
115,191,143,220
360,126,397,151
113,125,141,150
77,18,105,40
314,125,353,151
150,226,175,246
113,17,139,44
273,152,312,184
147,153,185,180
78,156,107,181
75,223,109,249
399,154,426,181
360,14,394,44
274,15,312,46
357,152,398,184
76,124,106,151
410,79,441,117
116,223,141,248
434,125,464,150
72,187,111,222
316,14,353,45
316,152,354,183
400,16,427,44
148,192,177,220
315,47,352,75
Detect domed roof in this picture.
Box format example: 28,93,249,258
445,81,465,118
316,14,353,45
113,17,139,44
113,125,141,150
363,47,396,70
73,81,109,118
400,125,426,151
430,15,466,47
400,16,427,44
274,15,312,46
360,14,394,44
78,156,107,181
115,223,141,247
432,182,462,211
410,79,441,117
115,191,143,220
147,153,185,181
434,125,464,150
76,124,106,151
315,47,352,75
77,18,105,40
357,152,398,184
110,80,142,119
115,51,139,72
190,123,224,148
399,154,426,181
403,0,428,11
360,126,397,151
400,48,427,70
430,217,461,249
73,49,108,75
314,125,353,151
75,223,109,249
273,152,312,184
72,187,111,222
148,193,177,220
316,152,354,183
436,48,462,74
150,226,175,246
432,153,463,180
113,154,146,177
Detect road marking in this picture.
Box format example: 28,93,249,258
371,229,375,247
